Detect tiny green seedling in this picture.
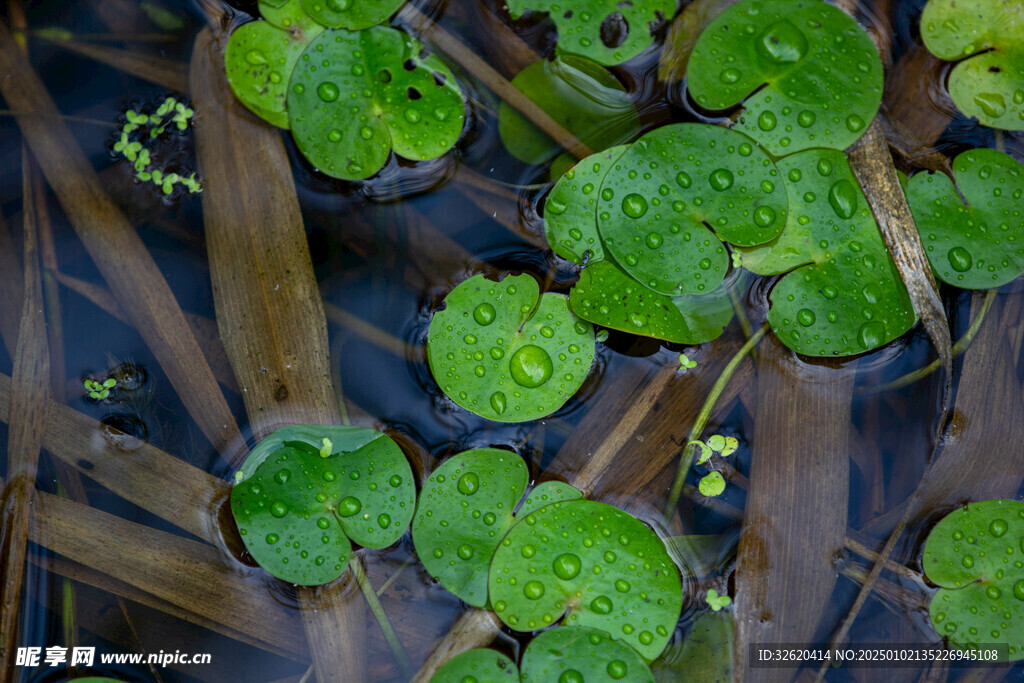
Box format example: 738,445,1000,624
679,353,697,370
687,0,883,155
319,437,333,458
698,471,726,497
921,498,1024,661
694,435,738,464
113,97,202,195
705,588,731,611
83,378,117,401
920,0,1024,130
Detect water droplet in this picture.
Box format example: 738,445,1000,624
266,533,279,544
948,247,973,273
509,345,553,388
590,595,613,613
457,472,480,495
268,71,282,84
756,19,808,63
797,110,816,127
558,670,584,683
962,554,975,568
316,82,339,102
359,126,373,140
990,519,1008,537
858,321,886,350
245,50,268,65
377,513,391,528
754,206,776,227
797,309,815,326
404,108,421,123
622,193,648,218
676,171,692,188
489,391,507,415
523,580,545,600
338,496,361,517
709,168,735,191
292,83,305,95
629,313,646,328
317,517,331,529
615,579,631,592
473,303,496,326
827,180,857,219
986,585,1002,600
457,544,474,560
274,468,291,484
607,660,628,679
639,631,654,645
974,92,1007,119
1013,579,1024,601
758,110,777,131
389,475,402,487
464,333,478,345
327,129,343,143
719,68,741,83
822,285,838,299
845,114,865,132
270,501,288,518
522,544,536,558
817,159,833,176
483,512,496,525
738,142,753,156
645,232,663,249
546,197,568,215
553,553,582,580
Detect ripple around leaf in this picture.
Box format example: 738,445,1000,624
488,499,682,660
426,273,596,422
412,448,581,606
908,148,1024,289
687,0,883,155
505,0,676,66
921,0,1024,130
285,26,466,180
231,425,414,585
922,499,1024,661
741,148,915,356
597,123,786,296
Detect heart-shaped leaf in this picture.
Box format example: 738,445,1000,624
687,0,883,155
922,499,1024,661
286,26,466,180
498,57,640,165
489,499,682,660
597,123,786,296
545,145,629,264
921,0,1024,130
299,0,403,30
427,273,596,422
741,148,916,356
430,648,520,683
225,15,324,128
231,425,414,585
570,260,734,344
520,626,656,682
412,448,582,606
506,0,675,66
907,148,1024,289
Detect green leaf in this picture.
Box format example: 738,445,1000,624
545,146,629,264
520,626,656,682
922,499,1024,661
651,611,734,683
698,472,725,497
506,0,675,66
413,449,581,607
430,649,520,683
489,499,682,660
921,0,1024,130
569,260,734,344
498,56,640,165
687,0,883,155
597,123,786,296
258,0,311,29
427,273,596,422
225,18,324,129
286,26,466,180
299,0,403,30
907,148,1024,289
518,480,583,517
742,148,916,356
231,425,414,585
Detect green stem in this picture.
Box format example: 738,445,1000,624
858,289,996,395
351,555,413,679
376,555,416,597
662,324,768,525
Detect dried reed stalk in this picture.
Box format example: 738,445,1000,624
0,212,23,358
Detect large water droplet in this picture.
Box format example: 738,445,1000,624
797,308,816,326
828,179,858,219
509,345,553,388
338,496,361,517
316,82,340,102
858,321,886,350
719,68,741,83
962,554,975,568
457,472,480,495
990,519,1008,537
676,171,692,188
245,50,268,65
552,553,582,580
457,544,474,560
473,303,496,326
377,513,391,528
607,660,627,679
646,232,663,249
546,197,568,215
274,468,291,485
622,193,648,218
590,595,613,613
754,206,776,227
845,114,865,132
266,532,279,544
1014,579,1024,601
948,247,973,273
756,20,808,64
709,168,735,191
758,110,777,131
523,580,546,600
797,110,816,127
490,391,507,415
270,501,288,518
974,92,1007,119
559,670,584,683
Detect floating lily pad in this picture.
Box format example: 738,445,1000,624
259,0,312,30
922,499,1024,661
232,425,414,585
651,611,734,683
741,148,915,356
225,16,324,128
427,274,596,422
506,0,675,66
489,499,682,660
498,56,640,165
920,0,1024,130
521,626,656,682
570,260,734,344
412,449,582,606
597,123,786,296
286,26,465,180
430,648,520,683
545,146,629,263
299,0,403,30
907,149,1024,290
687,0,883,155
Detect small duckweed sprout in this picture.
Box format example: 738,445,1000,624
679,353,697,370
113,97,202,196
319,437,333,458
698,471,726,497
83,377,117,401
705,588,731,612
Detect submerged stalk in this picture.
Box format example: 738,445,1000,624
859,289,997,394
351,555,413,679
662,324,768,525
